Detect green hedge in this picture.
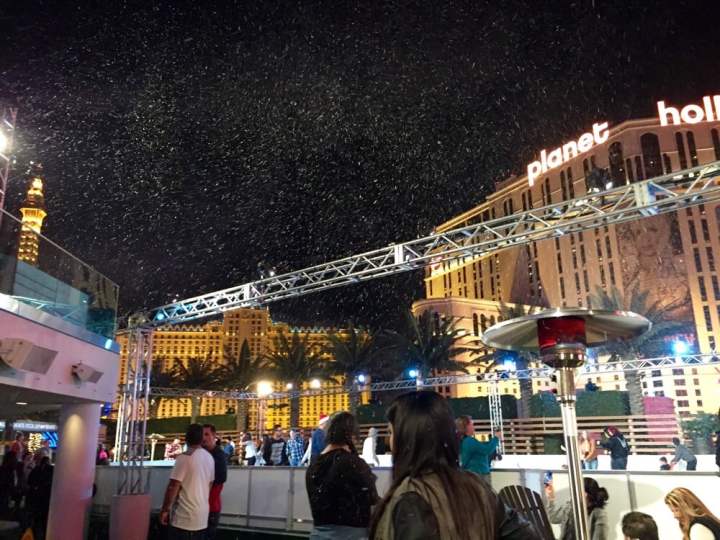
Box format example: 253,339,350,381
356,395,518,425
528,390,630,418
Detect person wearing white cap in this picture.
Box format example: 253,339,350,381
302,414,329,466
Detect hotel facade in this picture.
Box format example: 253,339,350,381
116,308,352,429
415,102,720,416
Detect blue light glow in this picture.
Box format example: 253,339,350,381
408,369,419,378
672,340,689,355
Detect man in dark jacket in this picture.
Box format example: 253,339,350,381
202,424,228,540
263,429,289,466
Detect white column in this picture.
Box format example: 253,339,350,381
47,402,101,540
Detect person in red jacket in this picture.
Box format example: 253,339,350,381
202,424,227,540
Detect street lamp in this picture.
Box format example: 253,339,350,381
310,379,321,389
483,308,650,540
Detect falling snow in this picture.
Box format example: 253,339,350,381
0,1,718,330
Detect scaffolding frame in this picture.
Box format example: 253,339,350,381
117,161,720,494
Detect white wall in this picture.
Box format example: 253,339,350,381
0,308,119,403
94,460,720,539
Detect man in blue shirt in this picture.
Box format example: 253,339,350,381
302,414,329,465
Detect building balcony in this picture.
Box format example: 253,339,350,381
0,208,118,342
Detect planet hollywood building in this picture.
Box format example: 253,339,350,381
415,96,720,415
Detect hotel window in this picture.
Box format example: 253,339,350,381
694,248,702,272
625,159,634,182
605,236,612,257
634,156,644,181
544,178,551,205
640,133,663,178
675,132,688,169
686,131,699,167
559,277,566,298
702,219,710,241
712,129,720,160
707,247,716,271
704,306,712,331
580,243,586,265
699,277,708,301
566,167,574,198
556,251,563,274
608,142,625,184
480,314,487,332
472,314,479,336
689,221,698,243
560,170,567,200
583,270,589,291
609,262,616,285
663,153,672,174
713,276,720,299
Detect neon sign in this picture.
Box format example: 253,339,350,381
657,95,720,126
526,122,609,186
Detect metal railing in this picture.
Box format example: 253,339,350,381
0,207,119,338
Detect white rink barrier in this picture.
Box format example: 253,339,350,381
93,458,720,539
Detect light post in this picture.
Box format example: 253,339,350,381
483,308,650,540
0,107,18,227
256,381,273,440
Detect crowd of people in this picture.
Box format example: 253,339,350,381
155,391,720,539
0,433,54,538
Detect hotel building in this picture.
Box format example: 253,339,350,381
415,111,720,416
116,308,352,429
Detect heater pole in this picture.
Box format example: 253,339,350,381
557,366,589,540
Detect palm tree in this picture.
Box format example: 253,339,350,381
215,340,265,433
170,356,222,422
262,330,333,428
589,283,693,416
324,323,376,415
147,357,175,418
380,310,475,383
497,302,539,418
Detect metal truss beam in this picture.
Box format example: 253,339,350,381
142,161,720,327
114,328,153,494
146,353,720,401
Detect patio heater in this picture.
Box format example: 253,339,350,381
482,308,650,540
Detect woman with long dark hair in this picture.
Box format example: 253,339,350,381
546,476,609,540
370,391,537,540
306,412,379,539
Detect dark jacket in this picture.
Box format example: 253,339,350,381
715,431,720,469
263,437,289,466
306,449,378,528
599,435,629,459
208,445,228,513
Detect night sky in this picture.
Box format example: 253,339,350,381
1,1,719,330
